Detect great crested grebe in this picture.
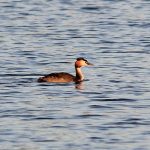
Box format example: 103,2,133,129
37,57,93,83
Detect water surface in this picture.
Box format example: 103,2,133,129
0,0,150,149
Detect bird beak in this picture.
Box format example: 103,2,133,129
87,61,94,66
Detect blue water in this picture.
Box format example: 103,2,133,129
0,0,150,149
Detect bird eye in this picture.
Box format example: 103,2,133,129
84,60,88,63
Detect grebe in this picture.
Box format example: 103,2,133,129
37,57,93,83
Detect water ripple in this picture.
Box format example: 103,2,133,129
0,0,150,149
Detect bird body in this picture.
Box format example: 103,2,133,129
37,57,93,83
38,72,75,83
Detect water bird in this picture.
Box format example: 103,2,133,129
37,57,93,83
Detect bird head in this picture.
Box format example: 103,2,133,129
75,57,93,68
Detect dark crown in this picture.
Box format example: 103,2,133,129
76,57,87,62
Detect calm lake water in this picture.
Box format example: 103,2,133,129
0,0,150,149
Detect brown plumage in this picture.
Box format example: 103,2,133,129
37,57,93,83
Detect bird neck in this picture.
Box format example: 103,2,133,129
75,67,84,81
